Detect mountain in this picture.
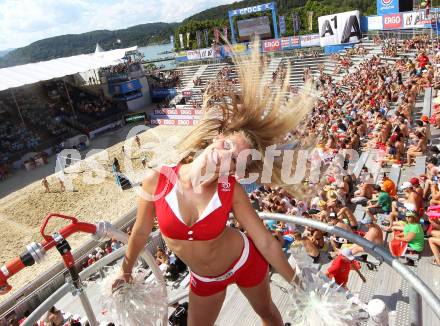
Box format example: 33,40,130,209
0,0,377,67
0,23,177,68
0,49,14,58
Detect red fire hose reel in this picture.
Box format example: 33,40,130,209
0,213,97,294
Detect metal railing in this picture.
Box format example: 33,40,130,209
13,214,440,326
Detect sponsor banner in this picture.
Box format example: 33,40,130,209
199,47,215,59
182,90,192,97
281,37,290,49
187,50,201,60
291,36,300,47
124,112,146,124
318,10,361,46
366,15,383,30
149,118,199,126
175,52,188,62
377,0,399,16
403,11,431,29
300,34,320,47
151,88,177,99
383,13,403,29
262,39,281,52
229,2,274,17
150,114,199,120
280,36,300,49
153,108,201,116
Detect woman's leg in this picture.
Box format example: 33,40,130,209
239,274,283,326
428,237,440,265
188,289,227,326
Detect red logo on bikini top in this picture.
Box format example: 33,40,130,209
221,182,231,191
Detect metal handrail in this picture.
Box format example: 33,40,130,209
20,214,440,325
258,213,440,320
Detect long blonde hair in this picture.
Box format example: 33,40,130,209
177,40,317,186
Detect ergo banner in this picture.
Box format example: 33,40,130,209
383,13,402,29
262,39,281,52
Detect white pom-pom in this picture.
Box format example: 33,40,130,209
99,267,167,326
286,255,364,325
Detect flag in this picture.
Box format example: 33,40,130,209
292,13,300,34
186,32,190,48
179,33,184,49
204,29,209,47
214,28,220,43
196,30,202,48
308,11,314,31
279,16,286,35
223,26,228,41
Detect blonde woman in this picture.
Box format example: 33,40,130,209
114,47,315,325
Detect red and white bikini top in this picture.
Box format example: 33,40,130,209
154,164,236,241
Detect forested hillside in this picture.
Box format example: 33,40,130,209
0,23,177,68
0,0,379,67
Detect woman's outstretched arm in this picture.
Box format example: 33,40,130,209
232,183,297,283
120,169,159,277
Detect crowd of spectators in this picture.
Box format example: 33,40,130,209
233,36,440,288
148,70,182,89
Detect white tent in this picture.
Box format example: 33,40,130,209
0,46,137,92
95,43,104,53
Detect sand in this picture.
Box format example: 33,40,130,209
0,125,191,303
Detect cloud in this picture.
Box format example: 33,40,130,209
0,0,236,50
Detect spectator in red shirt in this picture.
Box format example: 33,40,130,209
325,248,360,287
417,52,429,70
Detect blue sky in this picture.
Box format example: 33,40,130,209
0,0,236,50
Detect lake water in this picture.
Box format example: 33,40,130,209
138,43,175,70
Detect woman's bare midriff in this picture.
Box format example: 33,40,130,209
163,227,244,277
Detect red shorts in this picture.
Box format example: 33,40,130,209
189,234,269,297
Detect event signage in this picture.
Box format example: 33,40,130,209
199,48,215,59
291,36,300,47
187,50,201,60
281,37,290,49
300,34,320,47
182,90,192,97
366,16,384,30
262,39,281,52
403,11,431,28
318,10,361,46
229,2,274,17
151,88,177,99
124,112,146,124
377,0,399,16
279,16,286,35
383,13,403,29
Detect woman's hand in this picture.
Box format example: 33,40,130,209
112,271,133,293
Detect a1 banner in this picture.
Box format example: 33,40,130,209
318,10,361,46
383,13,403,29
153,108,200,116
262,39,281,52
